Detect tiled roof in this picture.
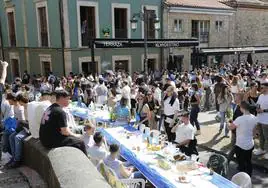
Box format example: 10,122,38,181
165,0,233,9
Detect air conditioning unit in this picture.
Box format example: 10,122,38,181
4,0,11,2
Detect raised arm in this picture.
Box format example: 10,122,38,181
0,61,8,85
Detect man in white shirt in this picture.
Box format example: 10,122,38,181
171,111,198,156
163,85,180,142
87,132,108,166
121,80,131,108
152,83,161,104
254,83,268,158
229,101,258,176
95,79,108,105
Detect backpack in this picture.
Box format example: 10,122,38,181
207,154,228,177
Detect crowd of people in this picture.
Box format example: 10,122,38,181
1,59,268,182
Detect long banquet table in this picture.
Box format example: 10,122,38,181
99,125,238,188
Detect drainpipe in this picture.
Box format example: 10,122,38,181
0,18,5,61
59,0,66,76
160,0,164,70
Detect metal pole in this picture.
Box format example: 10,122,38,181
0,18,5,60
90,39,95,73
59,0,66,76
143,6,148,75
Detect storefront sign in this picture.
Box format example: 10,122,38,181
94,39,199,48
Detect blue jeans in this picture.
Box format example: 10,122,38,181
220,112,229,135
190,106,200,130
9,130,29,162
2,131,12,153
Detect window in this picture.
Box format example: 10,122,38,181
11,59,20,77
114,60,129,72
80,6,96,46
146,10,156,39
174,19,182,32
191,20,199,38
114,8,128,38
191,20,210,43
81,61,98,75
37,6,49,47
42,61,51,76
215,21,223,32
7,11,16,46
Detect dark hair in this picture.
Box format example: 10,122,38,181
191,83,198,91
109,144,119,153
99,79,104,85
16,94,29,104
41,91,52,96
250,82,258,88
120,97,128,107
6,93,16,101
180,111,190,117
55,90,70,100
240,101,252,112
93,132,103,144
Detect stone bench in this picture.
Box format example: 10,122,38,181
23,136,110,188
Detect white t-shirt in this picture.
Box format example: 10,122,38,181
1,99,14,121
83,134,95,151
88,145,107,166
104,155,123,179
164,97,180,123
175,123,195,144
234,114,258,150
230,85,239,94
14,105,25,121
28,101,51,138
257,94,268,124
154,87,162,104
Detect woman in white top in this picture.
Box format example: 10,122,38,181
229,101,258,176
230,76,240,97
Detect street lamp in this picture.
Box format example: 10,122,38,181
130,6,160,74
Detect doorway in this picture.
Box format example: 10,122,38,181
11,59,20,78
114,60,129,72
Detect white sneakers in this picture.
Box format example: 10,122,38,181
253,148,266,156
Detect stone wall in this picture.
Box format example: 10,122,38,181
163,8,234,70
23,136,110,188
233,7,268,64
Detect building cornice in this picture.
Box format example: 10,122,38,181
221,0,268,9
169,6,235,15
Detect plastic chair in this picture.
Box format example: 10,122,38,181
231,172,252,188
98,162,145,188
121,179,145,188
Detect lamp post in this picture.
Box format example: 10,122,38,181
130,6,160,74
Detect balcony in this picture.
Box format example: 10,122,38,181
81,29,96,46
115,28,127,38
